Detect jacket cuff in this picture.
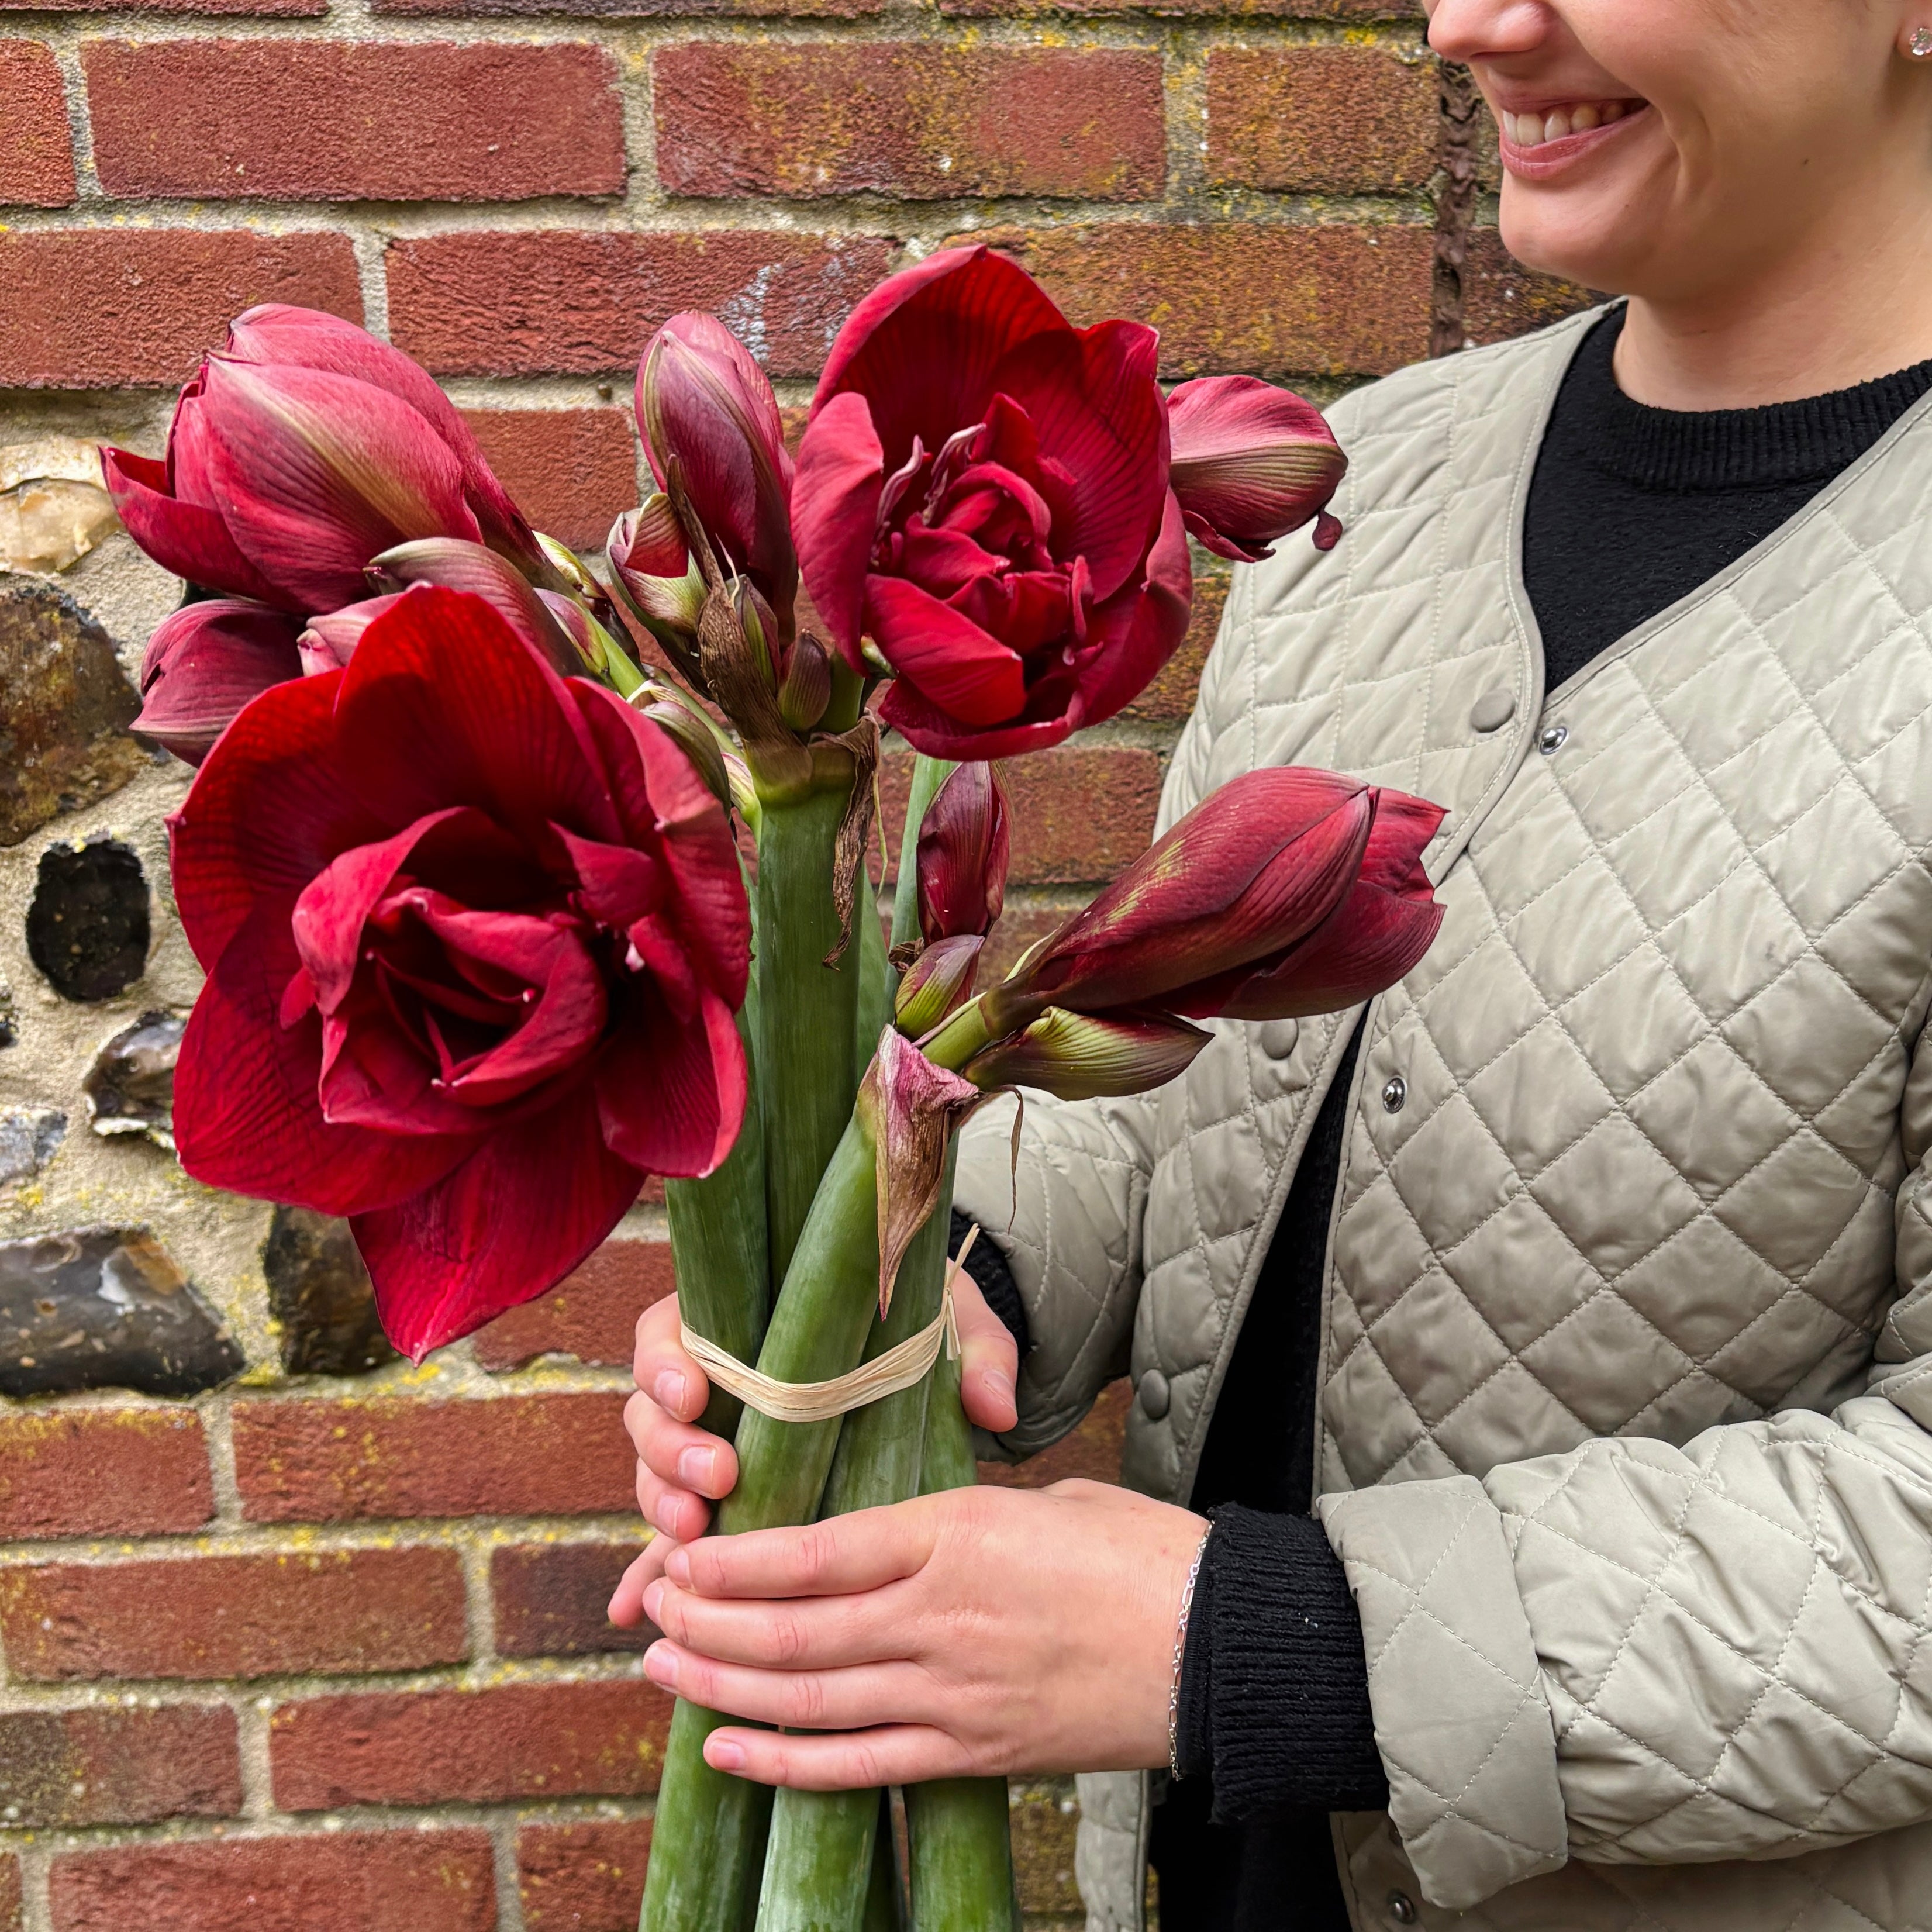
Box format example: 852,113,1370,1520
948,1208,1030,1355
1317,1476,1568,1911
1173,1507,1387,1816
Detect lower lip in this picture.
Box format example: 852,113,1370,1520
1499,105,1651,181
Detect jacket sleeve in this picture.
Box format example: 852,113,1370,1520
953,571,1243,1460
1317,1017,1932,1913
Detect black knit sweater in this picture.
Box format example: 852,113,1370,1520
972,307,1932,1930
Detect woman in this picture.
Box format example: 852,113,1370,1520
613,4,1932,1926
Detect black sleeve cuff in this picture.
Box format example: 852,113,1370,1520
1173,1506,1387,1819
948,1208,1030,1355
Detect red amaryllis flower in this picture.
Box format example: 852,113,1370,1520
1166,376,1348,562
101,306,543,617
991,768,1444,1026
636,313,796,630
168,584,750,1357
793,246,1190,761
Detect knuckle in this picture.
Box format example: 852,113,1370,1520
769,1610,808,1666
795,1522,839,1588
789,1674,828,1727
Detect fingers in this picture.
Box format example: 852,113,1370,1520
608,1538,674,1628
668,1501,939,1601
632,1292,710,1426
623,1388,739,1501
703,1722,976,1790
950,1270,1019,1433
634,1453,713,1543
642,1571,905,1671
644,1638,936,1734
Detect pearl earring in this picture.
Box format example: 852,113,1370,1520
1913,25,1932,56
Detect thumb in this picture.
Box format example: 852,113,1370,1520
950,1266,1020,1434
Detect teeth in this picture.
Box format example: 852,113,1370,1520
1504,100,1633,148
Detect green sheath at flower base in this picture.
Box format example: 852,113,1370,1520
905,1348,1022,1932
754,1151,957,1932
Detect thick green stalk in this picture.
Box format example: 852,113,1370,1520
854,875,895,1078
905,1353,1021,1932
755,782,864,1285
890,756,958,954
755,1155,957,1932
863,1794,905,1932
645,1112,888,1932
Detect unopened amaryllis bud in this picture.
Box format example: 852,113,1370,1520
608,499,706,644
298,593,406,675
536,590,633,683
777,634,832,733
636,314,795,631
893,934,985,1038
366,538,579,677
133,598,303,765
1166,375,1347,562
963,1006,1209,1103
643,699,732,809
731,577,779,686
917,763,1011,944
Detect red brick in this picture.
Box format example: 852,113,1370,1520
47,1831,495,1932
233,1391,632,1521
388,230,893,380
519,1819,653,1931
84,40,625,202
880,747,1160,890
0,229,360,388
0,41,75,205
1122,569,1227,724
463,408,639,554
7,0,323,11
656,44,1164,201
0,1705,240,1826
0,1548,466,1681
971,223,1433,378
271,1679,674,1808
980,1378,1129,1489
1462,229,1596,345
1207,49,1438,194
474,1238,674,1372
492,1540,654,1656
0,1857,16,1932
0,1406,212,1537
382,0,872,12
944,0,1412,12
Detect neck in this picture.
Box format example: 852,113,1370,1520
1614,169,1932,412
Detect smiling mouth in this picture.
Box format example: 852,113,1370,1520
1501,100,1645,148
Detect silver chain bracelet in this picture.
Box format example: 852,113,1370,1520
1167,1527,1212,1778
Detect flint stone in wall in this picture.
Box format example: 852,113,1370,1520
0,582,147,847
25,836,150,1002
84,1009,183,1148
0,1107,65,1186
0,1227,244,1398
0,979,16,1048
263,1206,398,1378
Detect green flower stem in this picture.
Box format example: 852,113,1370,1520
854,873,894,1079
903,1319,1020,1930
864,1794,906,1932
754,1151,957,1932
890,755,957,954
755,778,864,1285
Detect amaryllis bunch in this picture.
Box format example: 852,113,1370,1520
167,584,749,1357
102,306,641,765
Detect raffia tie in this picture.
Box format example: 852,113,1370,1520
679,1225,981,1426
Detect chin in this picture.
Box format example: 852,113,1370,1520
1496,187,1648,303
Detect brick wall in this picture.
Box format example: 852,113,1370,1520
0,4,1582,1927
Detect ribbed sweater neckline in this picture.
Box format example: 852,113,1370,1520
1571,307,1932,493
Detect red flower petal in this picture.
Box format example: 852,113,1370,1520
1062,489,1192,731
174,895,478,1216
792,389,885,665
356,1089,643,1361
133,600,305,766
595,984,747,1179
198,360,482,612
863,577,1028,727
100,447,292,608
875,677,1077,762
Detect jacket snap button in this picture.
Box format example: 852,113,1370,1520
1137,1369,1171,1420
1257,1018,1299,1057
1469,688,1516,733
1538,722,1569,754
1388,1893,1418,1926
1381,1075,1407,1113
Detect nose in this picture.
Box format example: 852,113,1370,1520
1427,0,1552,62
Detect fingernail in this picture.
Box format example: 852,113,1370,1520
641,1578,665,1624
655,1370,688,1414
665,1547,692,1587
984,1369,1015,1412
643,1641,679,1690
677,1446,715,1490
708,1738,746,1772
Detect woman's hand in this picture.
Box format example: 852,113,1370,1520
610,1268,1023,1609
627,1480,1208,1788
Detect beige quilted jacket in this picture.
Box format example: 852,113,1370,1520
954,306,1932,1932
